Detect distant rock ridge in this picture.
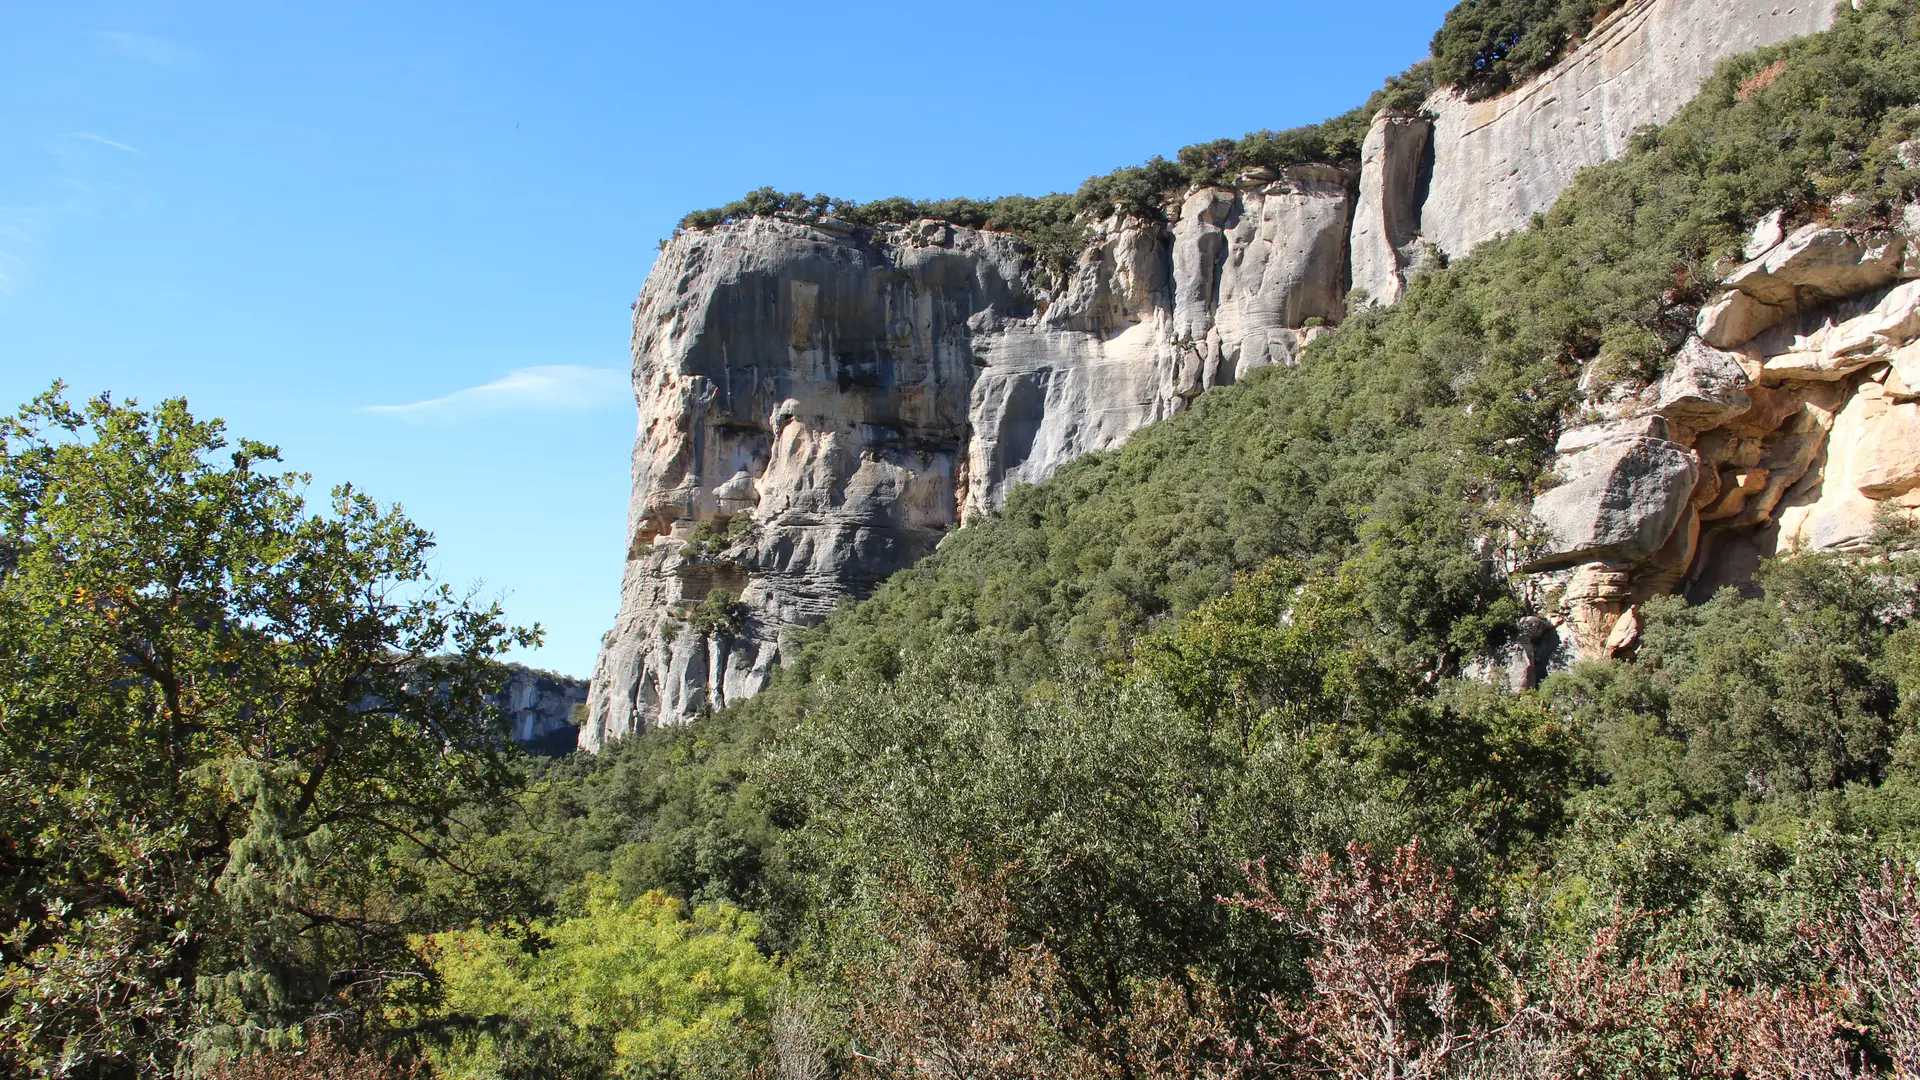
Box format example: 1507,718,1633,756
495,666,586,756
582,0,1840,749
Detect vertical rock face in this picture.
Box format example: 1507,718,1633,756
1416,0,1836,262
1348,114,1433,308
585,0,1847,748
585,218,1024,747
494,667,588,756
584,173,1351,748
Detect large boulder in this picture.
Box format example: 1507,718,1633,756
1696,288,1790,349
1528,434,1699,569
1724,224,1905,308
1647,337,1751,428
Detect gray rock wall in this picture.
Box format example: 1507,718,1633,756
1416,0,1836,261
1348,114,1433,307
583,171,1349,748
584,0,1845,749
494,666,588,756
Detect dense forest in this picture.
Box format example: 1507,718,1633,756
9,1,1920,1077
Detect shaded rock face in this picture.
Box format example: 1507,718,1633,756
494,667,588,757
1525,218,1920,668
1349,114,1434,308
585,0,1846,747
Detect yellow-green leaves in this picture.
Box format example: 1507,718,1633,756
424,879,775,1079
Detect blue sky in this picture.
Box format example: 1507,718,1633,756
1,0,1451,677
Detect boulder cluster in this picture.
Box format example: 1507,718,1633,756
1523,214,1920,679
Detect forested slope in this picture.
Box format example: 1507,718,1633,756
12,1,1920,1077
499,2,1920,1074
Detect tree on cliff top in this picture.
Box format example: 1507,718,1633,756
0,387,539,1078
1429,0,1613,100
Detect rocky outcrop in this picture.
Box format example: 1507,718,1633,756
586,0,1848,747
1530,425,1699,567
1524,217,1920,669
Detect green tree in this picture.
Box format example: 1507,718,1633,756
1547,550,1912,823
1428,0,1607,100
424,879,776,1080
0,388,537,1077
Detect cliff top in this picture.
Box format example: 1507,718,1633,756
665,0,1623,262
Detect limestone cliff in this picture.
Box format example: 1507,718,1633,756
583,175,1349,747
583,0,1842,749
1414,0,1837,262
496,666,587,756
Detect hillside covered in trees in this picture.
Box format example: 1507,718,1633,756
10,1,1920,1078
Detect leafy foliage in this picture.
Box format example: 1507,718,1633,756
506,701,787,913
0,389,538,1077
1428,0,1612,100
423,880,775,1080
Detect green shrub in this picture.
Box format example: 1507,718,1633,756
424,880,775,1080
682,588,746,636
1429,0,1613,100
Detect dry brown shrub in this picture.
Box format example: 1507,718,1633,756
1738,60,1789,101
1225,839,1487,1080
844,861,1256,1080
838,846,1920,1079
1223,841,1867,1080
1086,976,1252,1080
1476,916,1803,1080
1820,862,1920,1078
843,861,1083,1080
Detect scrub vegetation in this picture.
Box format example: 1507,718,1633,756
12,2,1920,1078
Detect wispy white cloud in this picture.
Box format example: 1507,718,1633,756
96,31,199,70
0,180,99,296
64,132,142,154
365,366,628,423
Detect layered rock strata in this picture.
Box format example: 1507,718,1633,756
585,0,1846,747
1519,218,1920,685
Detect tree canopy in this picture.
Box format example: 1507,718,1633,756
0,388,538,1077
